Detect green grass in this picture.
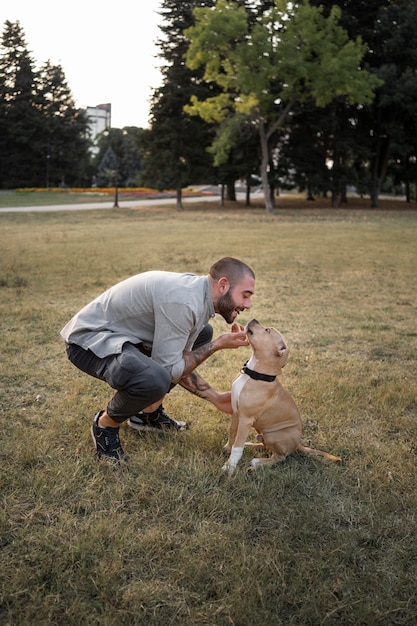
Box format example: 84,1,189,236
1,202,417,625
0,190,116,207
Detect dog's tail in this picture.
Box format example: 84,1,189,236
297,445,341,462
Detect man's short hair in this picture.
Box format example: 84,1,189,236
209,257,255,286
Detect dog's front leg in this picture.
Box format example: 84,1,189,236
222,445,245,476
224,411,239,453
222,420,252,476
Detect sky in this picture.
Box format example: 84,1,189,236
0,0,164,128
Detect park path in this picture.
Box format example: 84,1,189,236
0,194,225,214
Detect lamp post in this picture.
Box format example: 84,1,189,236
113,168,119,208
101,128,127,208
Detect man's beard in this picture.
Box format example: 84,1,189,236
217,290,239,324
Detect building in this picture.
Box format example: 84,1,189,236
85,103,111,153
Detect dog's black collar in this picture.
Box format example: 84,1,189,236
241,362,276,383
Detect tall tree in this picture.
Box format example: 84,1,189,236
185,0,382,212
143,0,217,209
0,20,91,188
0,20,44,187
365,0,417,206
37,61,91,187
94,127,145,187
311,0,417,206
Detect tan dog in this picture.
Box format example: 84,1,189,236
222,319,341,474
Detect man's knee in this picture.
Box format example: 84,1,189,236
102,345,171,399
130,364,171,401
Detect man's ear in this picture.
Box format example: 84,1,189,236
218,277,230,294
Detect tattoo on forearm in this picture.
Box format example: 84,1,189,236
182,341,215,376
180,372,211,398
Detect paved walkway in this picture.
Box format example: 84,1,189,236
0,194,225,213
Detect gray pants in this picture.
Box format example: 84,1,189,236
65,324,213,423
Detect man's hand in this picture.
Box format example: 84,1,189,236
181,324,248,378
216,323,249,350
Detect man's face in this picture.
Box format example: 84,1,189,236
216,275,255,324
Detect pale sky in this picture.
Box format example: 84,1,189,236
0,0,164,128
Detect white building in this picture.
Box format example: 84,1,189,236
85,103,111,153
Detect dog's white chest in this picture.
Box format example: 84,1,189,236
231,355,257,413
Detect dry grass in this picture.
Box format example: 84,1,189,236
1,199,416,625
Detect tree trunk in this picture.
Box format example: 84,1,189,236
220,184,225,206
405,179,410,203
259,121,274,213
245,176,251,206
176,187,183,210
269,184,276,209
370,136,391,208
306,180,315,201
226,180,236,201
370,184,379,208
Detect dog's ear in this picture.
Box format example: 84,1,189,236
277,341,287,356
277,341,289,365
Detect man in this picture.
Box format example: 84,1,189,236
61,257,255,464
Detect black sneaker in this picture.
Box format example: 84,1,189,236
91,411,128,464
127,406,188,433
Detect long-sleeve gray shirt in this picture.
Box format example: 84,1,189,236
60,271,215,383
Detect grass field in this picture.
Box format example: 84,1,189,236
1,199,416,625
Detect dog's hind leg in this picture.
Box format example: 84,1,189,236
243,432,265,448
297,445,341,462
249,451,287,470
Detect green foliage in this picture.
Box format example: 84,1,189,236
93,127,145,188
0,20,91,188
186,1,381,121
184,1,382,211
143,0,217,199
311,0,417,206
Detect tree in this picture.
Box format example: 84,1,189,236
312,0,417,207
0,20,91,188
143,0,217,209
94,127,145,187
0,20,44,187
185,0,382,212
37,61,91,187
365,0,417,206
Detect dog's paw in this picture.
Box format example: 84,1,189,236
221,462,236,476
223,443,232,454
246,458,261,473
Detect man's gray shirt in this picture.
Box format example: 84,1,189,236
60,271,215,383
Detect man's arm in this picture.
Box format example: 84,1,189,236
181,327,248,378
179,370,233,414
178,325,249,414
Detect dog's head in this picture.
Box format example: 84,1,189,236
245,319,289,371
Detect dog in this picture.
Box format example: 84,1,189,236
222,319,341,475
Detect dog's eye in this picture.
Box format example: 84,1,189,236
265,328,271,333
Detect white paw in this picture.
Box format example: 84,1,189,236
221,462,236,476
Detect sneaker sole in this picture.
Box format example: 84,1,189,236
127,419,188,433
